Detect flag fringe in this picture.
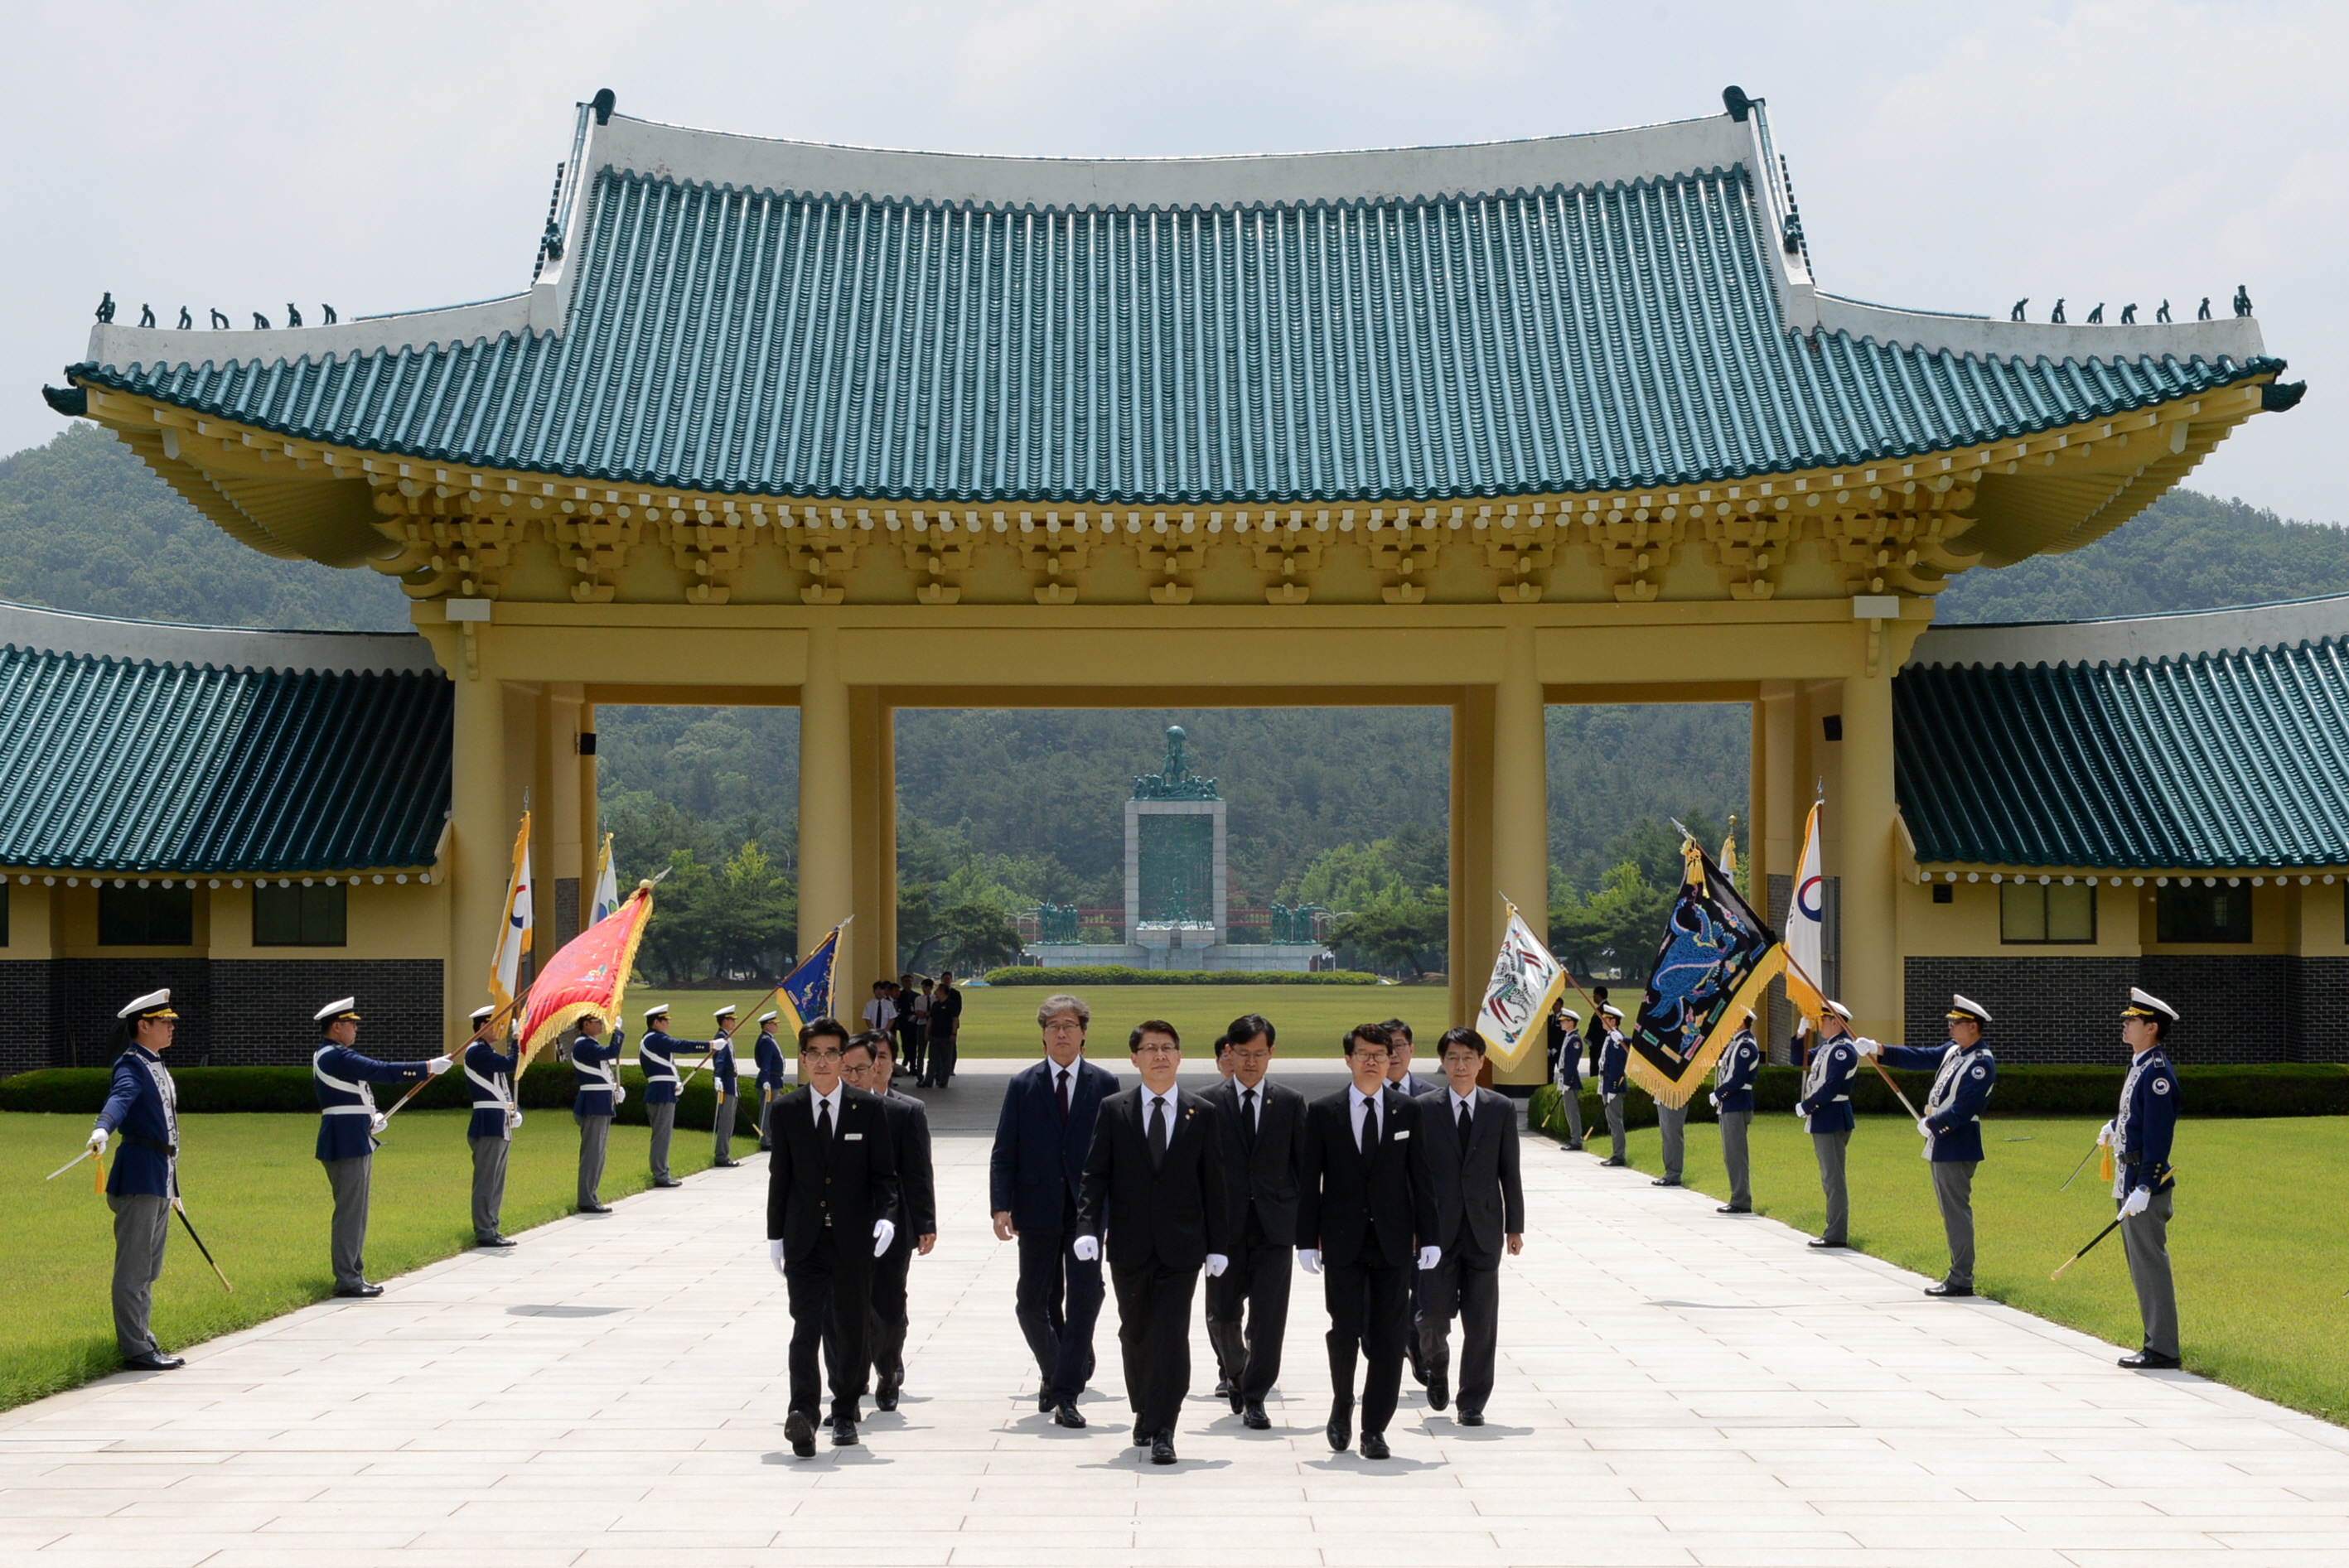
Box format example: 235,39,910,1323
1626,945,1786,1111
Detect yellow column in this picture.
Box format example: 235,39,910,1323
1449,688,1496,1026
1489,625,1550,1086
449,670,509,1049
799,625,855,1005
1839,659,1899,1041
848,685,892,992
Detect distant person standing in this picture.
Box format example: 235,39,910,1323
87,989,186,1370
1861,995,1996,1295
1652,1081,1689,1189
753,1010,787,1150
1595,1005,1630,1165
861,980,897,1044
310,997,450,1297
1710,1009,1762,1214
634,1006,697,1189
925,972,963,1088
462,1003,522,1248
708,1005,743,1168
2105,989,2182,1370
570,1014,622,1213
895,974,926,1081
988,992,1115,1429
1549,1005,1586,1151
1585,987,1611,1077
1796,1002,1862,1249
1414,1027,1525,1426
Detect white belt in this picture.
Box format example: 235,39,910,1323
466,1064,511,1111
578,1061,616,1089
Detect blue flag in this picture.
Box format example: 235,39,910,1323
1626,842,1783,1109
776,924,843,1038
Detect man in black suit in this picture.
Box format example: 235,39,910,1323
823,1032,936,1413
989,992,1117,1429
1298,1022,1440,1460
1074,1020,1230,1465
767,1017,899,1458
1199,1011,1304,1430
1414,1025,1526,1426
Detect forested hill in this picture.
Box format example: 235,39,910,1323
7,421,2347,913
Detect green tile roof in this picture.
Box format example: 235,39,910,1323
68,111,2282,506
0,639,450,873
1897,630,2349,870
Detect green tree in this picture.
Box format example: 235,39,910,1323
1331,885,1448,978
1549,860,1670,981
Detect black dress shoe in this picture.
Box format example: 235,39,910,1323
121,1351,184,1372
1566,1141,1584,1151
332,1282,384,1298
830,1416,859,1446
713,1159,742,1169
2119,1350,2182,1370
1327,1411,1351,1452
1717,1204,1751,1214
1150,1431,1177,1465
1359,1430,1390,1460
476,1235,518,1248
1427,1368,1450,1411
1243,1401,1271,1430
653,1177,684,1189
1037,1389,1055,1414
1601,1157,1628,1167
1132,1418,1150,1448
1227,1382,1245,1414
785,1410,816,1458
1807,1238,1843,1249
1924,1281,1974,1298
1456,1409,1486,1427
1215,1377,1231,1399
1651,1176,1683,1187
1052,1401,1086,1429
876,1383,900,1412
579,1202,613,1214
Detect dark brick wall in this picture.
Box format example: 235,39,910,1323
55,959,213,1070
207,960,443,1065
0,961,52,1078
1904,953,2337,1064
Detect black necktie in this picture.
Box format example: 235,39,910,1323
1457,1098,1472,1156
1148,1096,1169,1165
1241,1087,1259,1148
1056,1069,1071,1122
817,1098,834,1142
1360,1096,1377,1155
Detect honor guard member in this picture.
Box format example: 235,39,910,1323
1595,1006,1630,1165
1549,1006,1586,1151
708,1006,743,1168
463,1004,524,1248
2104,989,2182,1369
312,998,451,1296
1860,995,1996,1295
570,1014,623,1213
636,1005,694,1187
88,990,186,1370
1795,1002,1861,1249
753,1011,787,1150
1710,1009,1762,1214
1652,1083,1689,1189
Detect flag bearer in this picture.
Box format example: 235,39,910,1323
1549,1006,1586,1151
1794,1002,1860,1249
1595,1006,1629,1165
1859,995,1996,1295
710,1005,743,1167
312,998,451,1296
636,1004,696,1188
88,989,186,1370
1711,1009,1762,1215
464,1004,523,1248
754,1011,787,1151
572,1013,623,1213
2105,989,2182,1369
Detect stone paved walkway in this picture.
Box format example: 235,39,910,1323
6,1086,2349,1566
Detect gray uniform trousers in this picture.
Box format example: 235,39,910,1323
1557,1087,1585,1147
323,1155,373,1289
1718,1109,1753,1209
1604,1093,1627,1160
713,1090,736,1161
1656,1101,1687,1180
576,1112,611,1208
469,1134,510,1241
1930,1160,1977,1288
2121,1187,2179,1358
1810,1128,1850,1245
647,1101,676,1180
108,1193,170,1358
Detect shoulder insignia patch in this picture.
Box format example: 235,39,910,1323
1970,1064,1987,1078
2152,1078,2171,1095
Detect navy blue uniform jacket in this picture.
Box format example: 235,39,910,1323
572,1035,623,1117
97,1045,177,1198
1796,1035,1859,1135
2117,1049,2179,1195
1713,1029,1762,1112
988,1054,1117,1236
464,1039,520,1141
312,1042,430,1162
1880,1041,1996,1162
753,1033,787,1092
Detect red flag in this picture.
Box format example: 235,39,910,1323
518,881,655,1062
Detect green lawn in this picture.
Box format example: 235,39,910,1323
1585,1111,2349,1424
0,1108,712,1411
653,982,1458,1059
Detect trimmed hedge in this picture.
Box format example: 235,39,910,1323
1528,1061,2349,1142
0,1061,746,1132
983,965,1381,987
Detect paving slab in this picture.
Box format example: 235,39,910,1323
4,1092,2349,1567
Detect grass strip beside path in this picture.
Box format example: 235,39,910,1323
0,1109,713,1411
1571,1111,2349,1425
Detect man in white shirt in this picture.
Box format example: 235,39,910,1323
1414,1027,1525,1425
860,980,897,1040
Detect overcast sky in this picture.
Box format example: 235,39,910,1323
7,1,2338,522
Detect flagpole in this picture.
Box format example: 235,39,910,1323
1779,947,1926,1125
376,996,523,1129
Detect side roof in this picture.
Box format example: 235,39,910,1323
0,604,449,874
66,95,2278,513
1896,596,2349,871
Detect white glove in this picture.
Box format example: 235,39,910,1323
427,1055,453,1075
505,1108,524,1131
612,1085,626,1105
1792,1105,1807,1119
1855,1037,1883,1059
2095,1120,2115,1148
1071,1235,1100,1263
1205,1253,1228,1278
1417,1245,1441,1271
872,1218,897,1257
1916,1117,1933,1138
1298,1248,1322,1275
370,1112,388,1135
87,1127,109,1154
768,1238,786,1276
1708,1092,1720,1108
2119,1186,2151,1219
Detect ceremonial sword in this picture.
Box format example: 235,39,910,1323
2057,1136,2102,1191
172,1196,234,1292
2051,1168,2178,1280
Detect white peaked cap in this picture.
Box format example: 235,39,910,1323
117,988,173,1020
2126,987,2179,1021
714,1005,737,1018
315,996,360,1022
1824,1000,1852,1020
469,1005,496,1022
1558,1008,1580,1022
1599,1004,1624,1020
758,1011,780,1024
643,1003,671,1019
1949,994,1992,1024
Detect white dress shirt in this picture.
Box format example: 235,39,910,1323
809,1082,843,1131
1235,1080,1264,1132
1347,1082,1383,1151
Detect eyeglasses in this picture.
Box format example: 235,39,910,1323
804,1048,843,1063
1042,1020,1085,1035
1133,1041,1180,1056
